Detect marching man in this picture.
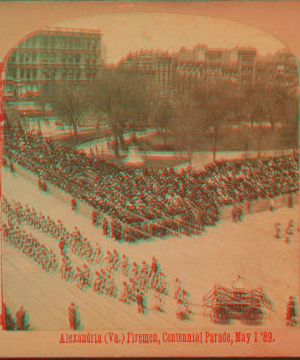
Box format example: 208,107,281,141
286,220,294,236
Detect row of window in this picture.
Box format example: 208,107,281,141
240,76,252,83
6,67,99,81
6,67,37,79
19,35,100,51
206,56,222,63
43,69,98,79
240,66,253,72
8,52,100,65
240,56,254,64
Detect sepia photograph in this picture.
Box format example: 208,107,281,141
0,1,299,357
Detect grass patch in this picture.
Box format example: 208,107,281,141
138,127,297,152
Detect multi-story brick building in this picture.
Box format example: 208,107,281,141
4,27,103,116
122,51,156,81
175,45,257,88
155,52,174,90
121,50,175,92
177,46,298,89
233,47,257,85
254,49,298,87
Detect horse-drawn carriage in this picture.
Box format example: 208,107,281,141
203,284,274,325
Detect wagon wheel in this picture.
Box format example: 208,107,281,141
241,307,265,325
210,307,229,325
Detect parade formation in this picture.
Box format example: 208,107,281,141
3,196,194,322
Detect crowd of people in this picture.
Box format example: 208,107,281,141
5,128,298,243
3,197,193,320
3,224,59,273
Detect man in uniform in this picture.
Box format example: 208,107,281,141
92,210,97,226
94,243,103,264
136,289,143,314
103,217,108,236
38,177,42,191
237,206,243,221
120,281,130,304
122,254,130,276
71,198,77,212
151,257,159,277
274,222,281,239
286,220,294,236
154,289,164,312
16,306,26,330
174,278,182,300
68,303,77,330
270,198,275,212
286,296,298,327
288,194,293,209
232,205,237,222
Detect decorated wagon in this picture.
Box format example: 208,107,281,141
203,284,274,325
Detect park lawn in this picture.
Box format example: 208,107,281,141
141,127,296,152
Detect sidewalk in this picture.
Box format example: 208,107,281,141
76,129,157,155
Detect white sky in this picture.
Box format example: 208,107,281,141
54,13,287,64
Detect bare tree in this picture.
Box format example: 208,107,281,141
36,84,89,141
244,84,271,158
240,125,254,160
122,72,156,134
229,90,247,130
152,98,175,147
172,91,199,165
193,83,231,164
91,67,154,156
284,92,299,153
268,85,291,131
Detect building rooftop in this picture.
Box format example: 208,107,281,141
40,27,102,36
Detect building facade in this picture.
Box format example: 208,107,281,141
4,27,103,114
122,46,260,94
176,45,257,89
254,49,298,87
121,50,175,91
